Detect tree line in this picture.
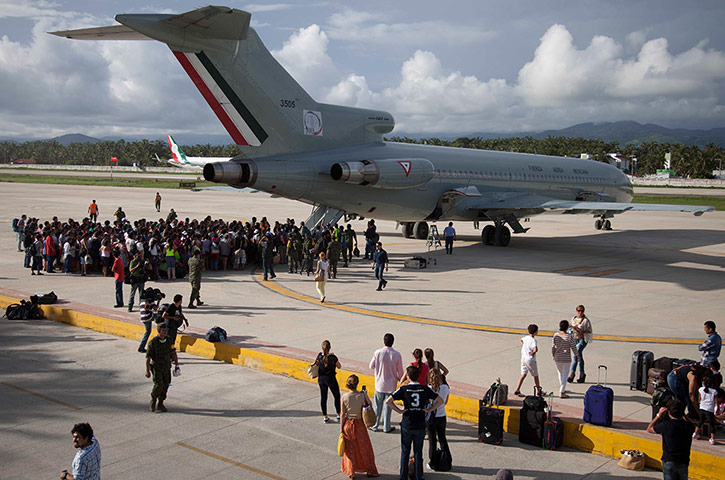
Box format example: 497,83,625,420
389,136,724,178
1,136,722,178
0,139,242,168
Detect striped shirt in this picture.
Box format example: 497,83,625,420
552,333,577,363
140,306,154,323
72,437,101,480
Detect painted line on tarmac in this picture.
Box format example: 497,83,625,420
0,381,82,411
253,272,700,345
177,442,287,479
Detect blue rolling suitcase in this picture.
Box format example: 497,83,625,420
584,365,613,427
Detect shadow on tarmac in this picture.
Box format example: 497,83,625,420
389,228,725,291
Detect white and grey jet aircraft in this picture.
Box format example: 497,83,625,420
51,6,714,247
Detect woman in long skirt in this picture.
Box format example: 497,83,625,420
340,374,378,478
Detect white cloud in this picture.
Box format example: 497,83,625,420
323,23,725,134
517,25,725,108
325,8,492,47
0,0,73,19
270,24,337,98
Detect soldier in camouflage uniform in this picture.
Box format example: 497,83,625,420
327,236,342,279
287,231,300,273
342,224,357,267
187,248,203,308
302,232,314,276
145,323,178,412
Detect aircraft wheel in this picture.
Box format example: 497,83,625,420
595,219,603,230
413,221,429,240
604,219,612,230
494,225,511,247
401,222,414,238
481,225,495,245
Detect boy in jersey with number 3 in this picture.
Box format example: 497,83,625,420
386,365,444,480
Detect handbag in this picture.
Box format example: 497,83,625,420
362,392,377,427
618,450,645,471
337,433,345,457
307,362,319,379
314,271,324,282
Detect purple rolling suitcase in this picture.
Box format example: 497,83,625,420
584,365,613,427
543,394,564,450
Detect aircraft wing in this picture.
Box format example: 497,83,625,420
466,193,715,216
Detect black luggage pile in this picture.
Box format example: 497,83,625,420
519,387,548,447
478,383,506,445
629,351,698,419
4,297,44,320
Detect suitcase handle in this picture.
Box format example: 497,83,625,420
597,365,607,387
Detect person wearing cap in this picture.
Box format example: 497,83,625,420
145,322,178,412
188,248,204,308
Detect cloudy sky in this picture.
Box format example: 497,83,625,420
1,0,724,140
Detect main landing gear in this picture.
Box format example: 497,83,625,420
594,216,612,230
481,224,511,247
401,221,429,240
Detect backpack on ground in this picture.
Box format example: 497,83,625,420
429,448,452,472
482,378,509,406
205,326,227,343
4,300,43,320
478,384,505,445
35,292,58,304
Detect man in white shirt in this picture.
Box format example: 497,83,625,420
369,333,404,433
513,324,542,397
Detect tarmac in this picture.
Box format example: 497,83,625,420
1,182,724,479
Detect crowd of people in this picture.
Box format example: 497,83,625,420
14,204,720,480
13,203,366,309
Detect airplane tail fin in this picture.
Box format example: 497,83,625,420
167,135,188,164
52,6,394,156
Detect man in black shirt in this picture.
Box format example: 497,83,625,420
647,399,694,480
162,294,187,347
386,365,443,480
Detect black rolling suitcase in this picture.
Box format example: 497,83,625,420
519,387,547,447
478,389,505,445
630,350,654,391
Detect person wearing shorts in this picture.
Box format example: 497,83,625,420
514,324,542,397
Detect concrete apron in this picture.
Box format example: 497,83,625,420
2,290,721,479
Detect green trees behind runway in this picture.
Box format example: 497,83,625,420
0,140,242,168
389,136,725,179
1,136,723,178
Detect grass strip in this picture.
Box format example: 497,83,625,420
0,173,195,189
632,195,724,211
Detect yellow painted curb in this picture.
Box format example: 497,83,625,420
1,295,721,479
253,273,701,345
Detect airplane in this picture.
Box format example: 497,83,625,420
51,6,714,247
157,135,231,167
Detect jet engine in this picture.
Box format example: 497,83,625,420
203,159,257,186
330,158,434,189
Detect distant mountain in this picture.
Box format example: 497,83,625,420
441,121,725,147
51,133,102,145
532,121,725,147
4,121,724,147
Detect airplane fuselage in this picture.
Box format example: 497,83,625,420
224,141,633,222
